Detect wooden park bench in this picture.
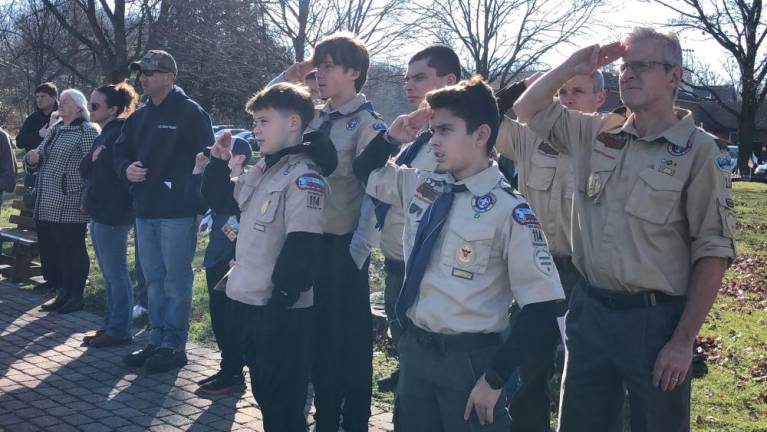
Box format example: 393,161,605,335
0,186,41,282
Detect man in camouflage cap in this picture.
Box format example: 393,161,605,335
130,50,178,76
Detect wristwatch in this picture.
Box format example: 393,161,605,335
484,369,505,390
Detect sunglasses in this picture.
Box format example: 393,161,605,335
140,69,167,77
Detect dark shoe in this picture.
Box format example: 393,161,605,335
144,348,188,373
56,298,84,314
82,330,105,344
197,370,222,386
377,369,399,393
86,333,132,348
196,373,245,395
40,293,70,312
123,344,158,368
33,281,57,292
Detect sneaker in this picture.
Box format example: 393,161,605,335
123,344,158,367
377,369,400,393
144,348,188,373
82,330,105,344
86,333,132,348
132,305,148,319
197,371,222,386
196,373,246,396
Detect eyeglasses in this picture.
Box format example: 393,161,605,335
89,102,101,111
619,61,674,73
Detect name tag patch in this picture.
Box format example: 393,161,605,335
451,267,474,280
253,222,265,232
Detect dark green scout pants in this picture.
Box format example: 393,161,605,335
558,277,690,432
384,258,406,346
394,322,511,432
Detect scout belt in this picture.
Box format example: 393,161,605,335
582,282,684,309
403,318,500,354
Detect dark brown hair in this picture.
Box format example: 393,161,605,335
245,83,315,130
312,32,369,92
96,81,139,118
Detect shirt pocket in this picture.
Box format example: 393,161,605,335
254,181,287,225
526,152,557,191
624,168,684,224
580,152,619,201
440,223,496,275
717,195,736,239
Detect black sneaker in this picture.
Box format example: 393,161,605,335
123,344,158,368
377,369,400,393
197,371,222,386
196,373,246,396
144,348,188,373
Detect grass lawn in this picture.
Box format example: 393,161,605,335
3,151,766,428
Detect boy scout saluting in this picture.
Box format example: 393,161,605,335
514,27,736,432
354,77,566,430
494,70,607,430
201,83,337,431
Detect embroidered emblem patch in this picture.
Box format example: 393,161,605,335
451,268,474,280
260,200,270,214
471,193,496,213
307,192,323,209
346,117,360,130
597,132,627,150
715,154,733,172
534,248,555,275
530,227,548,247
586,173,602,198
537,142,559,156
372,122,387,131
295,174,326,192
253,222,265,232
456,242,476,265
415,178,442,203
724,174,732,189
667,141,692,156
725,198,735,208
512,203,540,226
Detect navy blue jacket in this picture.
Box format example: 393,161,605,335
114,86,214,219
80,119,134,226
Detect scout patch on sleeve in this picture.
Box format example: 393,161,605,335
295,173,327,193
346,117,360,130
307,192,323,209
529,227,548,247
512,203,540,226
724,173,733,189
451,267,475,280
596,132,627,150
715,154,733,172
536,142,559,156
471,193,496,213
372,122,387,131
415,178,442,203
534,248,555,275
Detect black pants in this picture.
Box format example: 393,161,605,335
508,256,579,431
558,277,690,432
205,262,244,376
312,233,373,432
36,221,89,301
229,299,313,432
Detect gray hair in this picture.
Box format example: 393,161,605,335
623,27,683,67
59,89,90,122
590,70,605,92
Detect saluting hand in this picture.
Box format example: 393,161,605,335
386,108,432,145
193,151,209,174
284,60,315,84
210,131,232,161
567,42,626,75
463,374,502,425
524,71,545,87
126,161,148,182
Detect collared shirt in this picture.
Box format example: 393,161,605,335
225,153,326,307
379,139,439,261
306,94,386,235
496,116,574,257
527,102,737,295
367,163,565,334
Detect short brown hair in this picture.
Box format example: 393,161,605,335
35,82,58,97
426,76,499,154
245,83,315,130
312,32,369,92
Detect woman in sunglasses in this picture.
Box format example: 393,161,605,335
79,82,140,346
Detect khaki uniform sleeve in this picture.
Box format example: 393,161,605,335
686,142,737,263
496,115,537,161
526,100,602,155
366,163,419,208
355,116,388,157
284,171,326,234
504,201,566,307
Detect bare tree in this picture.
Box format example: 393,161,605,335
653,0,766,171
419,0,604,87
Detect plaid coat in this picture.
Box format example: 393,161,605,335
30,118,99,223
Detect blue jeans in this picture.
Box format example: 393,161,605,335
136,217,197,350
91,222,133,340
134,225,148,308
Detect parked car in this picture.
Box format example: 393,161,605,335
234,130,258,151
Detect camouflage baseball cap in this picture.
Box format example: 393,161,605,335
130,50,177,75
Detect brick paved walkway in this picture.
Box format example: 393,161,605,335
0,282,393,431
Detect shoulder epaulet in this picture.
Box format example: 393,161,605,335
501,184,518,198
371,110,384,120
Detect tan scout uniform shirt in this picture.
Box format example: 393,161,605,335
367,163,565,334
527,102,737,295
225,153,327,308
379,139,440,261
306,94,385,235
497,116,574,258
